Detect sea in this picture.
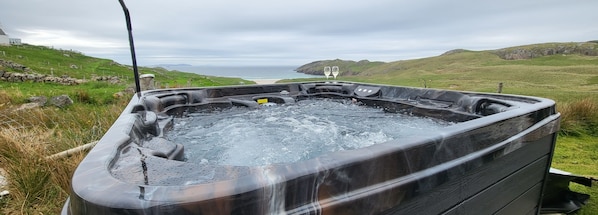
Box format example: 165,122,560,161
161,65,321,80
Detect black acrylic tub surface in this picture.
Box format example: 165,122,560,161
63,81,560,214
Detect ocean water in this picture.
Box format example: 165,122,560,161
163,65,320,80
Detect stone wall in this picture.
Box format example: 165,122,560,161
0,59,30,71
0,59,121,85
0,69,85,85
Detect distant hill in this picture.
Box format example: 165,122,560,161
294,59,385,76
295,41,598,76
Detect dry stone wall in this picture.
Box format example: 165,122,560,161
0,59,120,85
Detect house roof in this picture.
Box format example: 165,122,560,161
0,27,6,36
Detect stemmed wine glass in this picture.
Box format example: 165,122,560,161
324,66,331,79
331,66,339,79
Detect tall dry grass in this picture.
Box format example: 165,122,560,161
558,98,598,136
0,98,128,214
0,127,71,214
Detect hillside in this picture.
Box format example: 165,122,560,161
292,42,598,103
295,41,598,77
491,41,598,60
295,59,385,75
0,44,249,104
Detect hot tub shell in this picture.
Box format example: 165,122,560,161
63,81,560,214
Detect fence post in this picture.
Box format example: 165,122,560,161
139,74,155,91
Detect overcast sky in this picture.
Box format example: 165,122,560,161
1,0,597,66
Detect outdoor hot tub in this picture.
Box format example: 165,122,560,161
63,81,560,214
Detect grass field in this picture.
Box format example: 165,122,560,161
1,43,598,214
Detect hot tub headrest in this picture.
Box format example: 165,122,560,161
301,83,357,95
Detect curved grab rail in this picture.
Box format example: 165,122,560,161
118,0,141,97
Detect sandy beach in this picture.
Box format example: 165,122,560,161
250,79,281,84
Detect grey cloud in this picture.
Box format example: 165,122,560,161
1,0,597,66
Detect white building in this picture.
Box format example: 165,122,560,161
9,38,21,45
0,27,9,46
0,26,21,46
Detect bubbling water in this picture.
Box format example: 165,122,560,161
165,99,452,166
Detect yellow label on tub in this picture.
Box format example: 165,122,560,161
257,98,268,104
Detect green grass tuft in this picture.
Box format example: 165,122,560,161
559,98,598,136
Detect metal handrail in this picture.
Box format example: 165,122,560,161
118,0,141,97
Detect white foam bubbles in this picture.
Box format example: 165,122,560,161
166,99,451,166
